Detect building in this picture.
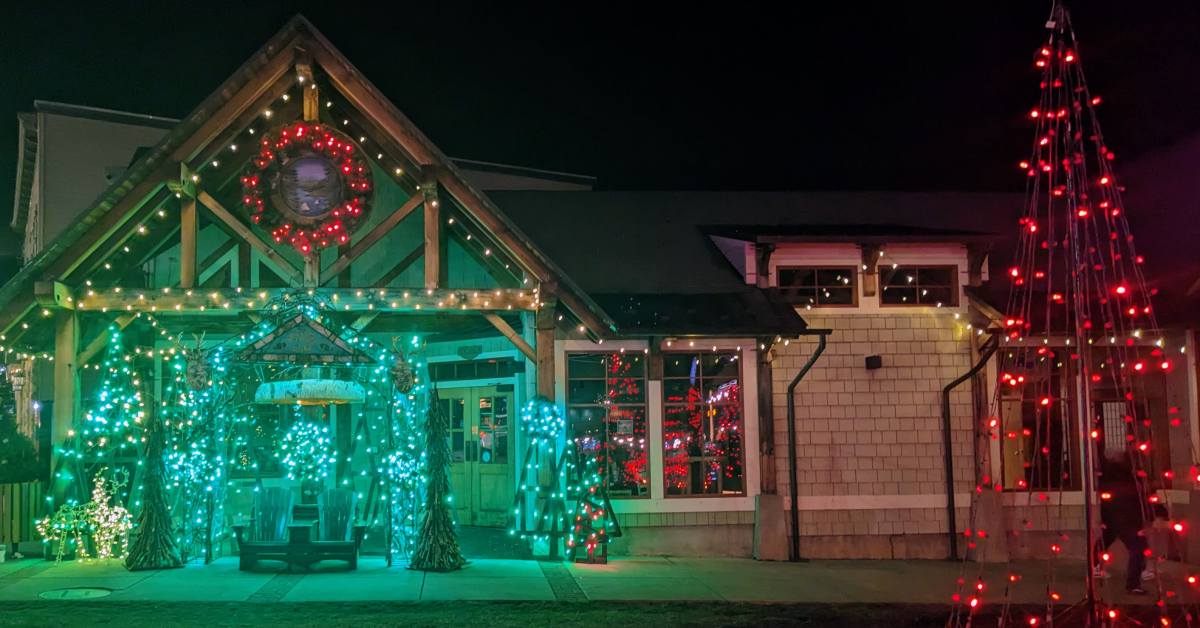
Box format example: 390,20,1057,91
4,16,1198,563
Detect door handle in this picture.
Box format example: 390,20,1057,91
465,440,478,462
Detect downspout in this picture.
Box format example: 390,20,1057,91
785,330,829,562
940,332,999,559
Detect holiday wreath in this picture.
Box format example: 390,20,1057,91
241,121,373,254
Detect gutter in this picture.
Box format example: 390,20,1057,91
784,329,831,562
939,332,999,559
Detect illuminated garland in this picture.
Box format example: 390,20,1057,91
241,120,372,254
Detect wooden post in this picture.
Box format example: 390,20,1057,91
757,340,777,494
180,197,197,289
754,244,775,289
51,312,80,484
303,254,320,288
422,169,443,290
535,299,557,400
297,59,319,122
483,313,535,361
237,243,251,288
861,244,881,297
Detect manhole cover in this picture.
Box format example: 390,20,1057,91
39,587,112,600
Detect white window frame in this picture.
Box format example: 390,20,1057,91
556,338,760,514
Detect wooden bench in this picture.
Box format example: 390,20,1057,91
233,488,366,571
232,519,367,571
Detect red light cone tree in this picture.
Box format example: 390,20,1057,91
955,3,1185,625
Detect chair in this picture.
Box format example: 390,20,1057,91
232,487,366,571
310,488,367,570
233,487,294,570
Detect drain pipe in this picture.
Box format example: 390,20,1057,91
785,330,830,562
940,332,999,560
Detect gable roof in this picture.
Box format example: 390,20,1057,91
0,15,613,340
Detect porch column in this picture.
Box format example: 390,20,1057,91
535,298,557,400
52,311,80,492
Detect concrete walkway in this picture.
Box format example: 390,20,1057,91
0,555,1193,605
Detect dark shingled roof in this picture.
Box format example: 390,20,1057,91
492,190,1022,335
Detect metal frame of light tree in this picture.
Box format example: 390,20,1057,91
952,4,1189,626
509,397,572,557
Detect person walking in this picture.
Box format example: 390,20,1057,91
1095,457,1150,594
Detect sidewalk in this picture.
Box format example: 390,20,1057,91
0,555,1191,605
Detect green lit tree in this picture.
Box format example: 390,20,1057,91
408,387,465,571
567,449,620,563
125,414,181,571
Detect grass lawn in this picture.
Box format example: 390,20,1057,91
0,601,964,627
0,600,1166,627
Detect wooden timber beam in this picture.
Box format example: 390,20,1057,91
51,311,80,482
0,299,36,342
189,74,298,174
52,172,173,281
534,298,557,399
483,312,535,361
76,287,541,315
349,312,378,332
199,238,239,280
861,243,881,297
436,172,612,335
296,56,319,122
180,196,198,289
423,168,443,290
197,191,302,284
34,281,75,310
370,243,423,288
173,39,298,166
77,313,136,365
73,187,175,282
308,43,438,166
320,194,423,285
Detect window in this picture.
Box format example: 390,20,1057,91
777,267,856,306
566,353,648,497
999,353,1080,491
662,352,745,496
880,265,958,306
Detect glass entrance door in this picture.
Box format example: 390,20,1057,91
441,386,514,527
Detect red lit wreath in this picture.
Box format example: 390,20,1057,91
240,121,373,254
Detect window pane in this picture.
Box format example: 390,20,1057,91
568,378,606,405
567,352,650,499
820,286,855,305
663,354,699,378
815,268,852,287
778,268,816,287
605,406,648,496
662,351,745,497
703,354,739,378
921,286,954,305
917,267,954,286
663,379,698,404
881,286,917,304
567,353,607,379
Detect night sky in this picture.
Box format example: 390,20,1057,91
2,1,1198,204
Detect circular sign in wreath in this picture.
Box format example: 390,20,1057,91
240,121,373,254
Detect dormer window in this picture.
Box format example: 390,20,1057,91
777,266,857,307
880,265,958,306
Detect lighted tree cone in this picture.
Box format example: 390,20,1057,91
566,451,620,564
125,415,182,571
408,387,466,572
953,3,1184,624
